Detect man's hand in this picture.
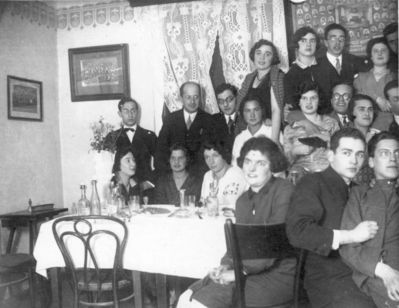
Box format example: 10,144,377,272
209,265,230,284
349,221,379,243
375,262,399,301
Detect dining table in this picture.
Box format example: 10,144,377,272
33,205,230,308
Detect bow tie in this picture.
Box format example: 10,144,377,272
124,127,135,133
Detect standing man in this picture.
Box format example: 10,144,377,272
104,97,157,189
316,23,368,113
329,82,353,128
155,81,213,176
286,128,378,308
340,132,399,308
211,83,246,160
383,22,398,72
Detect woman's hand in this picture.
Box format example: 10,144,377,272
209,265,230,284
292,144,314,156
376,97,391,112
217,270,235,285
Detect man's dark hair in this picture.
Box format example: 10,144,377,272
383,22,398,37
179,81,201,97
237,136,288,173
215,83,237,97
366,37,389,60
384,79,399,100
347,94,378,123
330,127,366,153
324,23,348,40
202,140,231,164
238,94,266,121
249,39,280,65
291,26,320,50
368,131,399,158
118,97,139,111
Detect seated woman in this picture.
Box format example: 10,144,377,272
177,136,296,308
110,147,141,204
284,81,340,178
348,94,380,185
201,140,247,210
152,143,202,206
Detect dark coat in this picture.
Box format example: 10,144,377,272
154,108,213,176
104,126,157,183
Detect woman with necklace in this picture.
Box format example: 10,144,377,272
236,39,284,144
153,143,201,206
201,140,247,210
284,81,340,179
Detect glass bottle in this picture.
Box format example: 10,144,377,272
78,184,90,215
90,179,101,215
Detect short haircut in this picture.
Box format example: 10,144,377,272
112,147,135,174
347,94,378,122
384,79,399,99
169,142,190,168
237,136,288,173
238,94,266,121
330,127,366,153
291,80,321,111
330,80,354,100
368,131,399,158
366,36,389,60
324,23,348,39
202,140,231,164
118,97,139,111
215,83,237,97
179,81,200,97
383,22,398,37
249,39,280,65
291,26,320,50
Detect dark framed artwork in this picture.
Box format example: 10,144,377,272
7,75,43,121
68,44,130,101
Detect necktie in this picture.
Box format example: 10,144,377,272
227,116,234,134
335,57,341,75
186,115,192,130
342,115,349,126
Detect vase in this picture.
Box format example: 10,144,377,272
92,151,115,201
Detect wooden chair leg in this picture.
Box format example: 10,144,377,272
28,268,36,308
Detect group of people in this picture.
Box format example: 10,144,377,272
104,21,398,308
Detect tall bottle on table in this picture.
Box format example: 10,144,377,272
78,184,90,215
90,179,101,215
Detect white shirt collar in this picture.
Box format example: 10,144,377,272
394,114,399,125
184,110,197,122
326,52,342,67
224,112,236,123
293,57,317,69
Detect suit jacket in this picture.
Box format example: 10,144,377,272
104,126,157,183
210,113,246,159
328,111,352,129
154,108,213,176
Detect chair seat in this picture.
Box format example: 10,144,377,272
0,253,36,272
76,269,132,292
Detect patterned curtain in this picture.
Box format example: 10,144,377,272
161,1,222,114
219,0,289,89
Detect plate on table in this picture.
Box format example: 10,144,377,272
142,205,173,216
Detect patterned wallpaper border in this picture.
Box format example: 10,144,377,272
7,0,136,31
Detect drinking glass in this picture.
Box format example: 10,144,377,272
129,195,140,213
188,195,196,209
206,196,219,217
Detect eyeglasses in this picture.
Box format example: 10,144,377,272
332,93,351,101
328,36,346,43
376,149,399,160
217,96,235,105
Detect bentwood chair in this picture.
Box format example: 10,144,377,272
0,253,36,307
224,219,298,308
52,215,134,308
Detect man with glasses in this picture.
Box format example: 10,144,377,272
329,82,354,128
211,83,246,158
104,97,157,189
316,23,368,113
340,131,399,308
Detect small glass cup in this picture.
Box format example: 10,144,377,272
206,196,219,217
188,195,196,209
129,195,140,212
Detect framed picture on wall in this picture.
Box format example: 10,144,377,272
68,44,130,102
7,75,43,121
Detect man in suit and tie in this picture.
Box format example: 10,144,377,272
315,23,368,114
329,82,353,128
286,128,378,308
155,81,213,176
104,97,157,189
211,83,246,161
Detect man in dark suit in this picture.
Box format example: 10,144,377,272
211,83,246,161
329,82,353,128
155,81,213,176
286,128,378,308
315,23,369,114
104,97,157,188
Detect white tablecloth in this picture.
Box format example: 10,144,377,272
33,212,228,279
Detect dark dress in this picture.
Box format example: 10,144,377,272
152,172,202,206
189,177,296,308
110,175,141,205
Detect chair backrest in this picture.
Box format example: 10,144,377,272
224,219,296,308
52,215,128,301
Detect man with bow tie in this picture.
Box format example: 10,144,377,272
211,83,246,162
104,97,157,189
